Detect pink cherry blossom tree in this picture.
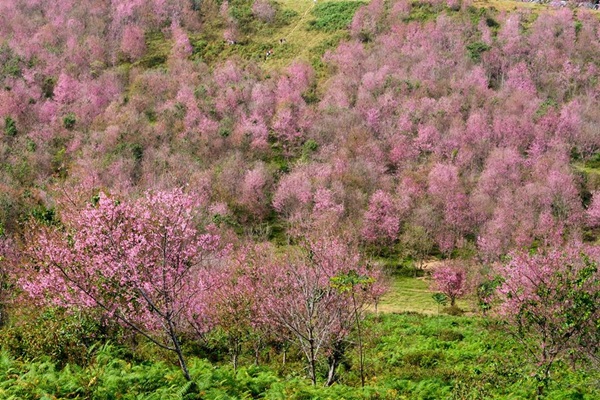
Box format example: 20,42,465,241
252,0,276,23
258,237,384,385
361,190,399,244
587,192,600,228
22,188,224,380
120,24,146,61
495,246,600,396
430,261,467,307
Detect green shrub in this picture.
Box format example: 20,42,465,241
4,117,17,137
466,41,491,63
1,308,108,367
62,113,77,129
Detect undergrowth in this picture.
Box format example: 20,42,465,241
2,314,599,399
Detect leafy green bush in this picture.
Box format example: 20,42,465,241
466,41,491,62
62,113,77,129
0,308,108,367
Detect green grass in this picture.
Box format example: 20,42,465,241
307,1,366,32
378,276,474,315
180,0,365,80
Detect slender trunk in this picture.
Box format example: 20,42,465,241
254,337,262,366
326,359,338,386
282,347,287,368
308,337,317,385
352,293,365,387
536,358,552,399
167,318,191,381
325,341,343,387
232,337,241,372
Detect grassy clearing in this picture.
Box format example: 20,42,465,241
184,0,364,78
378,276,474,315
259,0,364,72
472,0,546,12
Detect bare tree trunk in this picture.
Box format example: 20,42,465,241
282,346,287,368
254,337,262,366
326,360,338,386
325,341,344,386
308,337,317,385
352,293,366,387
167,318,191,381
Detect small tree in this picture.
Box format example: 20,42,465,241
361,190,399,245
587,191,600,228
432,293,448,314
22,189,224,381
0,236,15,327
252,0,276,23
330,270,374,387
496,246,600,397
120,25,146,61
430,262,467,307
259,237,383,385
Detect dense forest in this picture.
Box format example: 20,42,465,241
1,0,600,398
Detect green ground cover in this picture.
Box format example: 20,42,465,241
2,310,599,399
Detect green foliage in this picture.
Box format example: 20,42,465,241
25,137,36,152
137,31,169,69
309,33,347,80
301,139,318,160
406,2,439,23
466,41,491,63
218,117,233,138
30,205,57,226
42,76,57,98
279,9,299,25
4,117,17,137
476,277,502,314
575,20,583,36
131,143,144,162
432,292,447,307
0,44,21,79
1,312,600,398
535,98,558,119
584,151,600,170
62,113,77,130
0,308,107,367
441,305,465,316
308,1,366,32
228,0,255,33
51,147,69,178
